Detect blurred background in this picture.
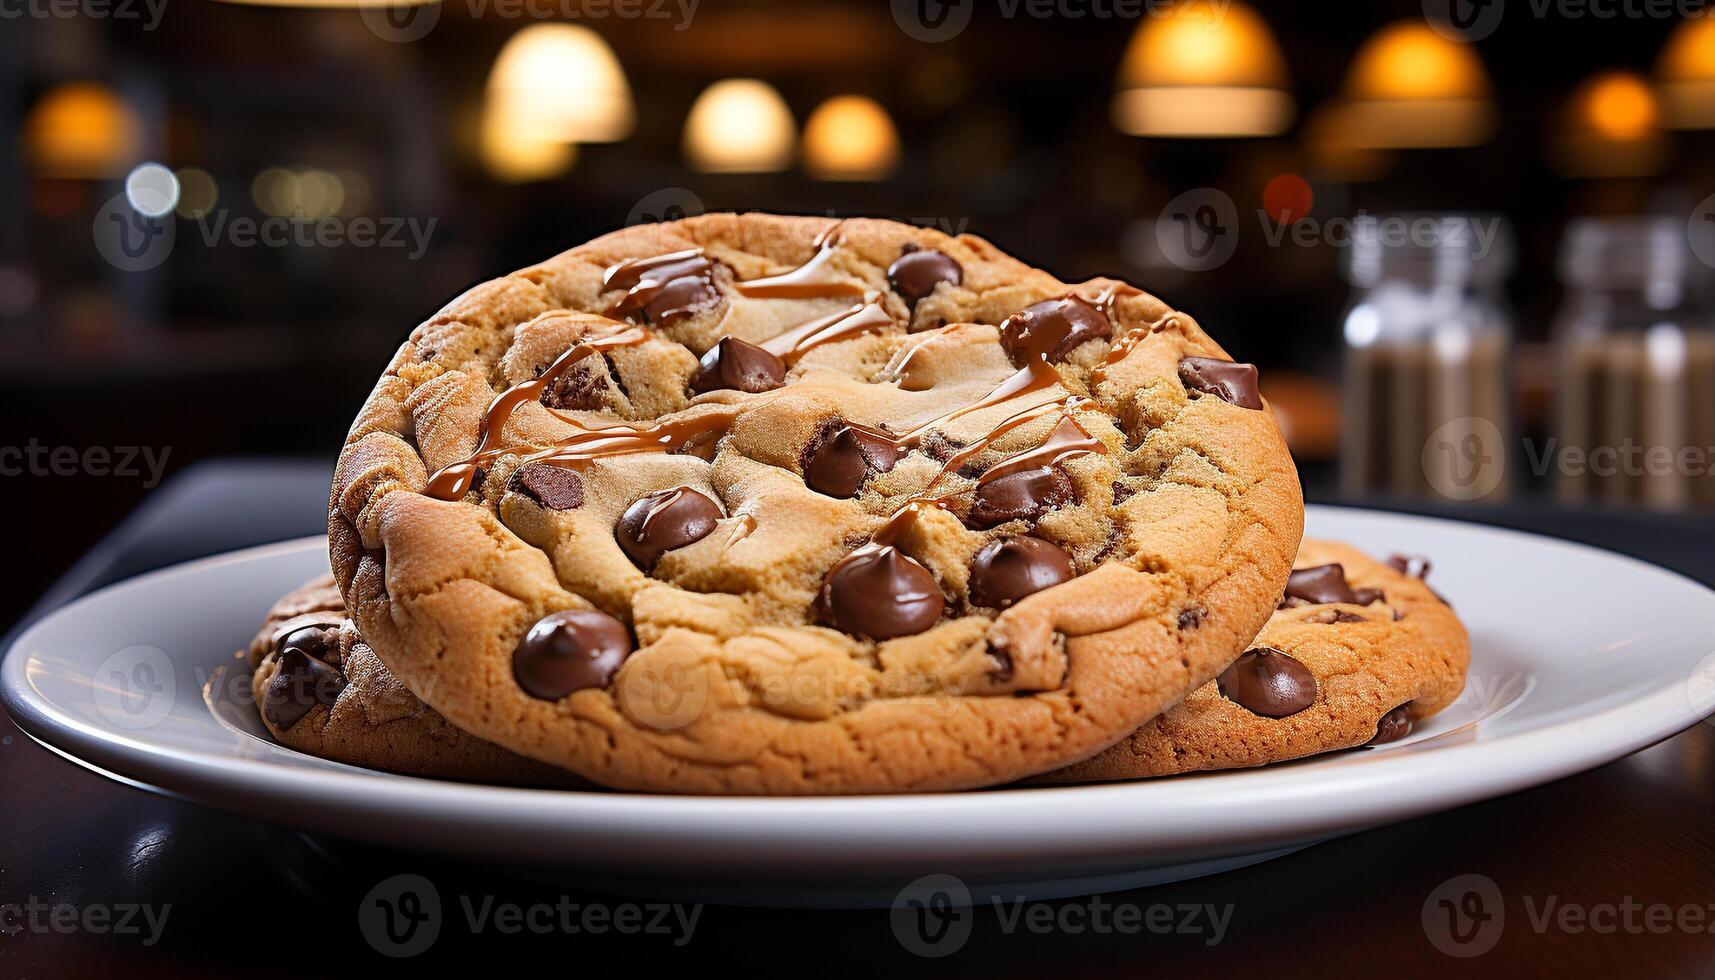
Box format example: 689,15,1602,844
3,0,1714,624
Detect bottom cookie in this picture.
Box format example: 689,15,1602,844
246,576,579,786
1038,539,1470,782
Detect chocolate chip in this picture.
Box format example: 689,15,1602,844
803,423,901,498
967,466,1075,529
277,624,338,665
691,336,786,395
1369,705,1413,744
1216,647,1317,718
1387,554,1432,579
512,608,634,700
1177,605,1207,630
968,536,1075,609
540,357,611,411
607,253,721,325
1283,563,1362,606
1111,480,1136,505
263,649,346,731
510,464,584,510
986,642,1014,682
616,486,722,570
821,546,944,639
642,273,720,324
1389,553,1452,606
1353,587,1385,605
1178,356,1263,410
999,295,1112,365
887,249,962,305
1306,607,1370,624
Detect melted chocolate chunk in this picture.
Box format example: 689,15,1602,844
1370,705,1413,744
821,546,944,639
1177,604,1207,630
1387,554,1432,579
510,464,585,510
1216,647,1317,718
263,649,346,731
277,624,338,665
968,536,1075,609
1389,552,1451,606
540,357,612,411
999,295,1112,365
967,466,1076,529
616,486,722,570
692,337,786,395
512,609,634,700
1353,587,1386,605
887,249,963,306
606,253,720,325
1284,563,1364,606
1178,356,1263,410
803,423,902,498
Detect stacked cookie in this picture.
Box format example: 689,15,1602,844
246,213,1467,793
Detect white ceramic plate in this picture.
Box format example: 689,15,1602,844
6,506,1715,907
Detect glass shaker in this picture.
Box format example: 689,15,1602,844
1340,214,1515,503
1552,218,1715,510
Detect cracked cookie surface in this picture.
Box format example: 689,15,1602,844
247,575,576,785
329,212,1303,794
1040,539,1469,782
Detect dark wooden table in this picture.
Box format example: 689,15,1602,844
3,463,1713,977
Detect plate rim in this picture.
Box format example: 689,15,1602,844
5,506,1714,869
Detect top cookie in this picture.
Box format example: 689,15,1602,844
329,213,1303,794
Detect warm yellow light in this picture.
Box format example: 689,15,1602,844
1111,1,1293,137
1335,21,1495,148
683,79,796,174
802,96,900,181
1346,21,1490,102
1657,16,1715,129
1579,72,1658,139
487,24,634,143
1554,71,1666,177
480,98,578,184
23,83,142,179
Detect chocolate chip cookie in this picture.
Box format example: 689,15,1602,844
1040,539,1469,782
247,576,574,785
329,213,1304,794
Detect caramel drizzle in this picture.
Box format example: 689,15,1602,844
425,325,651,499
760,299,893,365
515,407,737,473
722,512,758,551
732,224,867,300
867,402,1108,551
1090,312,1179,386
